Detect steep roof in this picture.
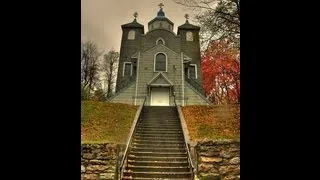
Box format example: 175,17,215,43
148,6,174,26
177,20,200,34
148,16,174,26
121,19,144,32
147,72,174,86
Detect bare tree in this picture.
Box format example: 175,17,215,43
173,0,240,50
81,41,102,100
103,50,119,98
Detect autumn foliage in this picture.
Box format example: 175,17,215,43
202,40,240,104
81,101,138,143
182,105,240,140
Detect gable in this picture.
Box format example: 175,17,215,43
147,72,173,86
142,44,179,56
152,75,169,85
131,51,139,59
183,53,192,63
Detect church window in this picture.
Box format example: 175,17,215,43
188,64,197,79
156,38,165,45
186,31,193,41
128,30,135,40
123,62,132,76
154,53,167,72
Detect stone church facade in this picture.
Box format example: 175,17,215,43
110,6,210,106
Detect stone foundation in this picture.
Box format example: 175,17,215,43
81,140,239,180
194,139,240,180
81,143,120,180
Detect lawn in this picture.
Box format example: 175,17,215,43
81,101,138,144
181,104,240,141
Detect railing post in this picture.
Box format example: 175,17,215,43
174,99,195,180
118,97,146,180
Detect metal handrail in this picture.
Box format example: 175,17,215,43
117,76,135,92
118,97,146,179
185,74,205,96
174,98,195,180
107,76,136,101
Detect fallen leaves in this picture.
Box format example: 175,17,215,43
182,105,239,140
81,101,138,143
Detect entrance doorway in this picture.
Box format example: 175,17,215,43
150,87,169,106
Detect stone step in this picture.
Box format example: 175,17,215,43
137,127,181,130
137,126,181,130
125,166,191,172
132,143,185,148
133,139,184,144
121,106,192,179
141,117,178,119
130,147,186,153
143,108,176,110
139,120,180,123
122,177,191,180
137,124,181,128
134,133,183,138
133,136,184,141
123,171,192,179
142,111,177,114
127,155,188,162
135,130,182,134
138,122,181,126
127,160,189,167
129,152,187,157
141,114,178,117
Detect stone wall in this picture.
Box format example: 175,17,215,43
81,138,239,180
81,143,119,180
194,139,240,180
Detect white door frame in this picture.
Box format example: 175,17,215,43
150,87,170,106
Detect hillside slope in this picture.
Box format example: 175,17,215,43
81,101,138,144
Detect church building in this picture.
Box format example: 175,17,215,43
110,4,210,106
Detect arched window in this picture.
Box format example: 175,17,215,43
128,30,135,40
156,38,165,45
154,53,167,72
186,31,193,41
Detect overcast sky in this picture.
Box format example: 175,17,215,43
81,0,195,53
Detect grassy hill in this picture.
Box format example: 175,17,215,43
181,105,240,141
81,101,239,143
81,101,138,144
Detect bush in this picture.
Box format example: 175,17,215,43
93,88,106,101
81,86,92,100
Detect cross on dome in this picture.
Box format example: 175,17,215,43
158,3,164,9
133,12,138,19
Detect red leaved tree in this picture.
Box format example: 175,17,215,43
202,40,240,104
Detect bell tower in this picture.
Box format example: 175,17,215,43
116,12,144,92
178,14,203,86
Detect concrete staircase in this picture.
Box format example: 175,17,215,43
122,106,193,180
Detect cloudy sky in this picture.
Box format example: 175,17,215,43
81,0,195,53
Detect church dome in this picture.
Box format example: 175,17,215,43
147,3,174,32
157,7,165,17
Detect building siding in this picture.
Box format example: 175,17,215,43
184,82,210,105
113,15,209,106
110,82,136,105
136,45,182,106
